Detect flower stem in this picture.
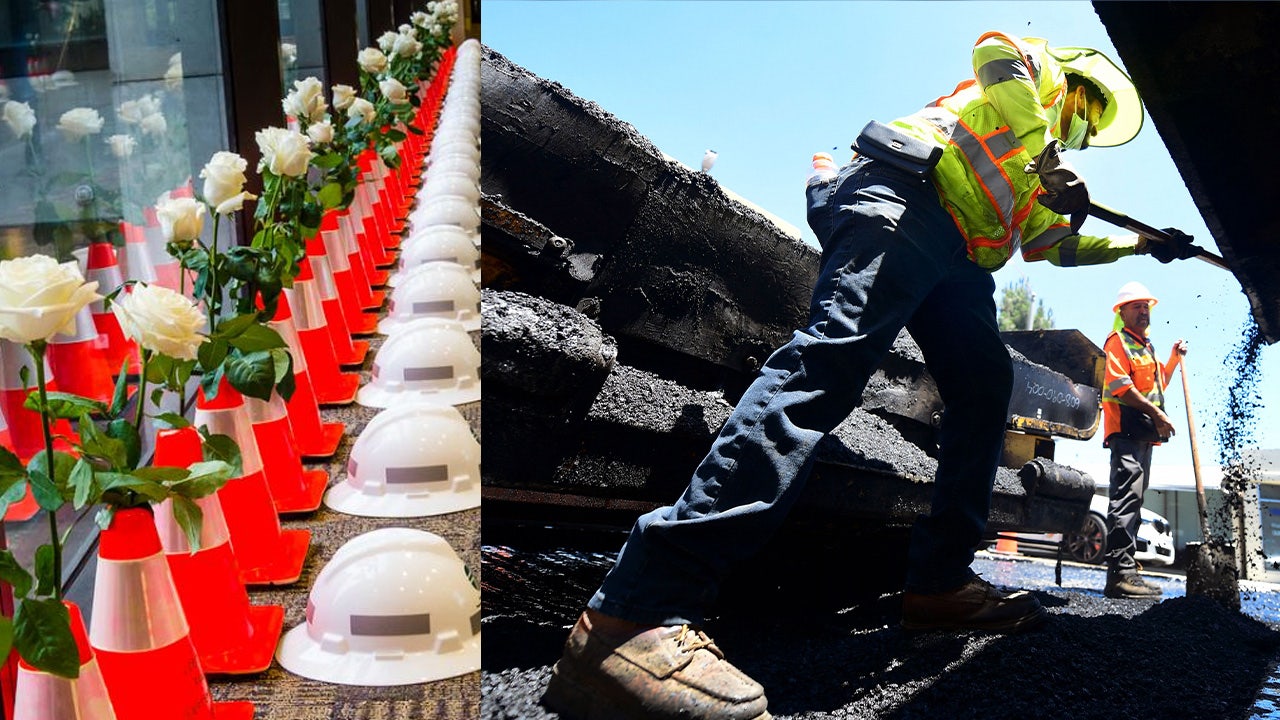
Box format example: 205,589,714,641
134,349,150,431
28,341,63,601
209,213,220,332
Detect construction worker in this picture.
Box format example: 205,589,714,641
544,33,1199,720
1101,282,1187,598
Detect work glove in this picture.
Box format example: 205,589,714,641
1143,227,1198,263
1024,140,1089,232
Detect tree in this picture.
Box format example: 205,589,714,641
998,276,1055,331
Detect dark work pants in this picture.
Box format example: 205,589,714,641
1106,434,1153,573
588,157,1014,626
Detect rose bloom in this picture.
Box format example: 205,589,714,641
199,150,258,214
57,107,104,142
306,119,334,146
392,33,422,58
282,76,327,125
346,97,376,126
117,99,144,125
2,101,36,139
379,77,408,105
410,10,429,27
281,42,298,66
111,283,206,360
140,112,167,137
357,47,388,74
377,30,398,53
332,84,357,112
164,60,183,91
255,126,314,178
155,193,206,244
106,134,136,158
0,255,102,344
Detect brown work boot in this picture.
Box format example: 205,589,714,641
1104,571,1163,599
542,610,771,720
901,576,1047,632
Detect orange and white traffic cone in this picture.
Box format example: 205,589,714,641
993,533,1020,555
337,208,387,309
195,379,310,586
90,507,255,720
151,427,286,675
85,242,140,376
143,206,183,293
297,253,368,367
0,339,77,464
318,214,379,336
268,290,358,406
14,601,117,720
0,408,38,523
117,221,159,288
47,303,115,404
243,390,327,515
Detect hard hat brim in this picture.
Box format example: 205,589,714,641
355,383,481,409
1052,46,1144,147
276,623,481,686
324,479,480,518
379,313,482,336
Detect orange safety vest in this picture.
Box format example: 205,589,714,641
1101,328,1166,442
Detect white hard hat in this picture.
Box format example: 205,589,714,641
419,172,480,204
390,225,480,287
424,155,480,182
275,528,480,685
1113,280,1158,313
324,402,479,517
379,262,480,334
357,318,480,408
409,195,479,233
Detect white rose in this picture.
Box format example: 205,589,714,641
111,283,206,360
200,151,250,209
2,101,36,139
281,42,298,66
164,60,183,91
332,84,356,111
306,119,334,145
392,33,422,58
138,95,162,117
255,126,313,178
282,76,327,125
106,134,136,158
377,30,398,53
169,52,182,68
0,255,102,344
155,193,206,244
117,99,143,125
57,107,104,142
410,11,429,28
357,47,388,74
140,112,167,136
379,77,409,105
213,190,256,216
346,97,376,126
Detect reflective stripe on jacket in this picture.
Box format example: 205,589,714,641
1101,328,1166,440
883,32,1137,271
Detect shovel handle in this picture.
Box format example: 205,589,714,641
1088,202,1231,271
1179,359,1212,539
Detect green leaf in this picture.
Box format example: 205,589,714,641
0,615,14,670
170,495,205,554
214,313,259,339
76,414,127,471
0,445,26,487
132,466,189,483
0,550,33,599
26,469,61,511
153,412,191,429
33,545,56,597
318,182,343,209
150,387,165,408
26,451,76,509
199,432,242,476
0,478,28,519
96,473,169,503
273,348,296,401
145,352,172,385
14,598,79,679
199,365,225,402
95,505,115,532
70,458,95,509
105,418,142,470
229,323,285,353
173,460,233,498
197,338,229,375
23,392,106,420
224,350,274,402
312,152,344,169
109,359,131,416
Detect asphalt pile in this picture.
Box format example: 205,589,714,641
480,532,1280,720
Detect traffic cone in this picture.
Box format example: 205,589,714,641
0,339,76,463
0,405,38,522
349,191,394,269
143,206,183,293
85,242,140,377
283,281,361,404
340,206,390,288
244,389,327,515
298,253,368,367
318,213,379,336
993,533,1019,555
47,303,115,404
151,427,286,675
195,379,310,585
13,601,117,719
268,291,358,406
336,208,386,309
90,507,255,719
117,221,158,287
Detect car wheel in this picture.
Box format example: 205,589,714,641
1065,513,1107,564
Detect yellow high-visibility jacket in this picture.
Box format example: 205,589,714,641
888,32,1138,271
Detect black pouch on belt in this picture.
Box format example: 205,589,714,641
851,120,943,176
1119,404,1168,444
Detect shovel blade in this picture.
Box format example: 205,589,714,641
1186,541,1241,611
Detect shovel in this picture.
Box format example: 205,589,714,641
1179,356,1241,610
1088,202,1231,271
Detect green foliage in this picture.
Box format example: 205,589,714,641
997,276,1056,332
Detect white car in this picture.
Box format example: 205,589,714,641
1012,494,1176,567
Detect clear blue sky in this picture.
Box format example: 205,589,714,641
484,1,1278,481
